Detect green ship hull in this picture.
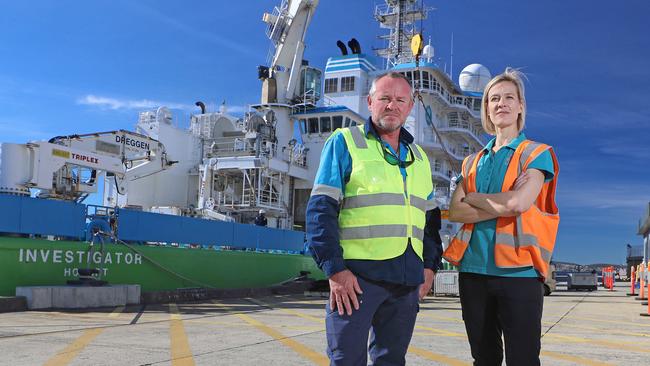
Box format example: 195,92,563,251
0,237,325,297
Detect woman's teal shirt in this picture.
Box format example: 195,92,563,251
458,133,555,277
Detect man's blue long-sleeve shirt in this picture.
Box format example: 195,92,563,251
306,120,443,286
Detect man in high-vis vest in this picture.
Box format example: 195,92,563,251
306,72,442,365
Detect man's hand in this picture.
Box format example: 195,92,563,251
419,268,435,301
329,270,363,316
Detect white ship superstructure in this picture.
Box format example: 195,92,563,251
95,0,490,247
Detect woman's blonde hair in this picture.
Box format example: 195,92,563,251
480,67,527,135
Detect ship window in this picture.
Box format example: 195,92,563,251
422,71,430,89
473,98,481,111
462,144,470,156
332,115,343,130
320,116,332,133
324,78,338,93
308,117,319,134
448,112,459,128
434,160,441,172
413,70,420,89
341,76,355,92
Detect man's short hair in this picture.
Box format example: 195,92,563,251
368,71,414,97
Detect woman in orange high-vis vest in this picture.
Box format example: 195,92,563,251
443,68,559,366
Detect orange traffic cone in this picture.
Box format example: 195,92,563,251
627,266,636,296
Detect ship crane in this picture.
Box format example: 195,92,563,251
0,130,175,202
259,0,319,105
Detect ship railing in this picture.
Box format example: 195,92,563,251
419,83,480,115
322,94,337,107
434,187,450,199
431,163,453,180
205,137,256,158
280,145,308,168
440,120,486,145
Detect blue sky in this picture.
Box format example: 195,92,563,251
1,0,648,264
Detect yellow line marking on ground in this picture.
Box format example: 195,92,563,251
248,298,325,323
185,318,322,331
235,313,328,366
408,346,470,366
41,306,128,365
542,320,650,338
43,328,103,366
544,333,650,353
419,313,464,323
109,306,124,318
541,350,614,366
544,313,650,328
415,325,466,338
169,304,195,366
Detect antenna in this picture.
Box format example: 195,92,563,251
450,32,454,80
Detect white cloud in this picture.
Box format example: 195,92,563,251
77,94,249,117
77,94,194,112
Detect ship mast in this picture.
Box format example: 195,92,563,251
374,0,432,68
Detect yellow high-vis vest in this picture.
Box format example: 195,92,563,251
338,125,433,261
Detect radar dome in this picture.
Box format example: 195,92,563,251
422,44,434,59
459,64,491,93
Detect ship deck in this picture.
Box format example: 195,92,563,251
1,283,649,365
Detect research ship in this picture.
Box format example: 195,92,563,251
0,0,490,297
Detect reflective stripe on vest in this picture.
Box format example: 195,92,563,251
342,192,427,214
443,139,560,277
311,183,343,202
337,125,432,261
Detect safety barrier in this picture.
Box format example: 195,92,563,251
433,270,459,297
602,266,615,291
641,264,650,317
636,263,647,301
627,266,636,296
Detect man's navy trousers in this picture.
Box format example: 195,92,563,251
325,276,419,366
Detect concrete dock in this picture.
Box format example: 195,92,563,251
1,282,649,365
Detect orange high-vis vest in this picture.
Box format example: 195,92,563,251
442,140,560,278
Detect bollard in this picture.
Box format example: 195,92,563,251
628,266,636,296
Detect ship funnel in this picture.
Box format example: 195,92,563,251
336,40,348,55
195,101,206,114
348,38,361,54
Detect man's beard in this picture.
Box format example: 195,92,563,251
376,117,403,133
